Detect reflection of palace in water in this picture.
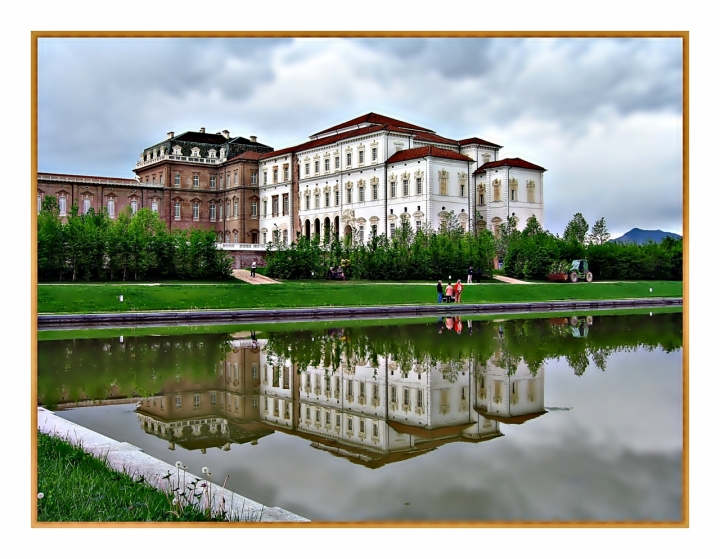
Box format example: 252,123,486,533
136,327,546,466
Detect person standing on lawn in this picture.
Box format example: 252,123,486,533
467,265,473,284
251,260,257,278
437,280,444,303
445,281,455,303
455,279,464,303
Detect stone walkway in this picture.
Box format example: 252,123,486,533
494,275,531,285
232,269,281,285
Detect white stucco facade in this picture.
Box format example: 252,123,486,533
258,113,546,244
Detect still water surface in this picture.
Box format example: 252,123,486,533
39,311,683,522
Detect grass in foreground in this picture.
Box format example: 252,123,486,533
37,432,245,522
37,280,683,314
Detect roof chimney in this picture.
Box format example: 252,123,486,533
250,135,257,143
200,127,205,134
222,130,230,139
167,131,174,139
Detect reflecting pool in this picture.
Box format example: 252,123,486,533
38,310,683,522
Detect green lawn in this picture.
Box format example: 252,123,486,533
36,432,230,522
37,280,683,314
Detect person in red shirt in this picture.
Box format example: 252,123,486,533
454,316,463,334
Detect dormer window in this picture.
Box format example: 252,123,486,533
219,148,226,159
208,149,217,159
172,145,182,155
191,147,200,157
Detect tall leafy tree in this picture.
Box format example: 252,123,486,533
563,212,589,245
588,217,611,245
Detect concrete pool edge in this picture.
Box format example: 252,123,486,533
37,407,310,523
38,297,683,328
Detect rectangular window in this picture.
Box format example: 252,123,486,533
107,199,115,217
403,388,410,405
283,229,288,245
284,167,289,181
358,225,365,244
390,181,396,198
234,171,238,186
83,198,91,214
283,194,289,215
359,186,365,202
234,231,239,243
390,223,396,237
252,396,258,409
372,147,377,161
263,200,267,217
359,420,365,434
390,386,397,403
194,394,200,407
131,200,138,215
511,189,516,201
175,173,180,187
193,175,199,188
417,389,423,407
373,423,379,437
174,201,181,220
314,161,319,173
347,380,353,396
335,156,340,169
461,184,466,197
347,417,353,433
315,409,321,422
335,190,340,206
346,188,352,204
175,395,182,408
59,196,67,216
326,411,331,424
263,172,267,185
403,179,409,197
315,194,320,208
372,183,378,200
306,195,310,210
371,224,377,238
192,202,199,220
251,172,258,185
251,200,258,216
210,176,216,189
159,173,163,185
233,200,238,217
37,195,42,214
479,194,485,205
273,197,279,216
219,204,223,220
416,178,422,195
210,204,216,221
305,163,310,176
273,169,278,183
359,151,364,165
346,152,352,166
263,232,267,244
336,415,341,427
416,220,422,232
325,159,330,171
325,192,330,207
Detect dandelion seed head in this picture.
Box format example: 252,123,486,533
175,461,182,468
37,493,44,499
172,498,178,505
201,467,209,474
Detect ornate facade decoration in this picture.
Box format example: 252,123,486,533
369,216,380,224
439,169,449,195
341,209,355,221
492,178,502,201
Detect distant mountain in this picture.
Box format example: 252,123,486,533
611,228,682,244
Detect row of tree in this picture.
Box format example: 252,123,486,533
266,211,497,281
500,213,683,281
266,211,682,281
37,196,233,282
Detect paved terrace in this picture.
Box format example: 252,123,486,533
37,297,682,329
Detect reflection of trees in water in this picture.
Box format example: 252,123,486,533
38,334,233,408
39,312,682,406
264,312,682,378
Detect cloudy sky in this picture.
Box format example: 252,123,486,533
37,36,683,238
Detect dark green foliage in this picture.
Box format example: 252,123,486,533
266,213,496,281
37,196,232,282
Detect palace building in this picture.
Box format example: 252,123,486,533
37,113,546,264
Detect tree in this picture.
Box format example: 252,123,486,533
522,214,544,237
588,217,611,245
563,212,589,245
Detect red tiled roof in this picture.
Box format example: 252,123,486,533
386,145,475,164
311,112,434,137
474,157,546,173
226,150,263,163
260,124,387,160
410,131,459,146
459,137,503,148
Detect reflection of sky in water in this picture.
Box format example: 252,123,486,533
56,345,682,522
